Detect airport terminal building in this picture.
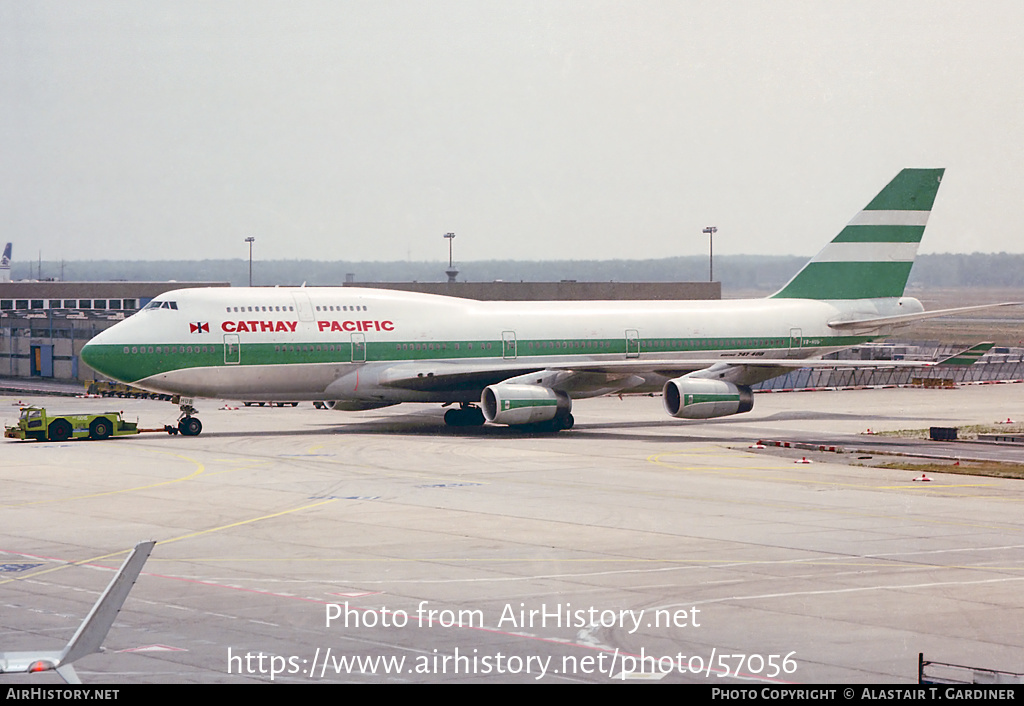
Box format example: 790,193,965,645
0,281,228,381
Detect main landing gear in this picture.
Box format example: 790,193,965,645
443,404,485,427
545,413,575,432
442,404,574,431
517,413,574,433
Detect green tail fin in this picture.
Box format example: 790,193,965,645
772,168,945,300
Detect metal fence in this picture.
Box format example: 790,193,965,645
753,346,1024,391
919,653,1023,685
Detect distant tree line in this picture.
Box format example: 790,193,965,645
12,253,1024,291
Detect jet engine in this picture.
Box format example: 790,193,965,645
663,378,754,419
481,383,572,427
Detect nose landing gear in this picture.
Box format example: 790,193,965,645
175,399,203,436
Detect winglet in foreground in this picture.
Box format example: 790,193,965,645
0,541,155,684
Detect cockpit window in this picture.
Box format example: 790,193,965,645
142,300,178,311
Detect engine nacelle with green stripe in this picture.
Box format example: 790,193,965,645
663,378,754,420
481,383,572,426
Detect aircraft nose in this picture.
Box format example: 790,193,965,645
80,327,130,382
80,336,105,373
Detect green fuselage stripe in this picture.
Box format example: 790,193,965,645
83,334,875,384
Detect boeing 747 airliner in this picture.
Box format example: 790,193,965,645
80,169,1017,435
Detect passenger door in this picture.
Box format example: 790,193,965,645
625,329,640,358
502,331,517,359
224,334,241,364
351,333,366,363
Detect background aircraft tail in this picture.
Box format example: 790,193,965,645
0,242,10,283
772,168,945,300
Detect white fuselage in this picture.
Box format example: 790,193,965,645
81,286,911,402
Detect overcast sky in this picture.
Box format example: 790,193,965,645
2,1,1023,264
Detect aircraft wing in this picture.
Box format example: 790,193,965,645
337,334,998,401
375,361,547,392
358,355,953,399
376,355,945,385
0,541,155,684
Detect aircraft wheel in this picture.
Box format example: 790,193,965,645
444,407,486,427
48,419,72,441
178,417,203,437
89,418,111,440
528,415,572,433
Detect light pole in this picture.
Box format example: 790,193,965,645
702,226,717,282
245,236,255,287
443,232,459,283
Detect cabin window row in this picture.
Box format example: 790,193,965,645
315,305,368,312
528,341,612,350
222,304,370,313
124,345,210,354
274,345,342,352
393,342,498,351
227,305,294,313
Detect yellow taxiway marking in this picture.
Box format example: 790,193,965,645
5,450,207,507
158,497,339,546
0,497,340,586
4,452,276,507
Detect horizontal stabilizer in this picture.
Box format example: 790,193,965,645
828,302,1021,331
936,342,994,366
